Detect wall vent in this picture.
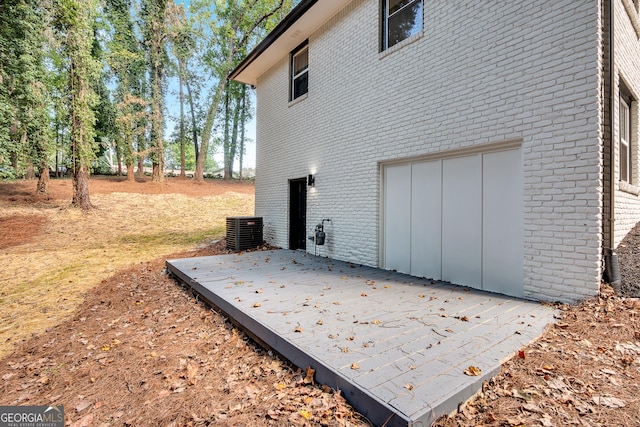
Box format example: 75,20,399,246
226,216,263,251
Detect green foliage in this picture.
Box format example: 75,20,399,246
0,0,53,173
193,0,295,179
0,0,296,182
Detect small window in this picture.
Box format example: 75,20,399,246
290,42,308,101
620,94,632,183
382,0,423,50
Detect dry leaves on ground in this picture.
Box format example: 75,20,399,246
434,286,640,427
0,244,370,426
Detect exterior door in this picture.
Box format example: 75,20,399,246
289,178,307,250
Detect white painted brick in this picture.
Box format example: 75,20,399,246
251,0,617,303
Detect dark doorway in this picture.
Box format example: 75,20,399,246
289,178,307,250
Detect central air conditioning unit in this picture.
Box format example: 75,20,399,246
226,216,263,251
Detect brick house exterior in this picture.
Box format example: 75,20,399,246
231,0,640,303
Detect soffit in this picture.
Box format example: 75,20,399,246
230,0,352,86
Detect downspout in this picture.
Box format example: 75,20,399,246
605,0,622,291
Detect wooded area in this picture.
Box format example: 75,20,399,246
0,0,295,208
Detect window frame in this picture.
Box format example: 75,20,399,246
290,41,309,102
381,0,424,51
620,89,633,184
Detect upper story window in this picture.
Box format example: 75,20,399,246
382,0,423,50
620,90,633,184
290,41,308,101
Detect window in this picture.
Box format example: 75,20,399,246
290,42,308,101
382,0,423,50
620,90,633,184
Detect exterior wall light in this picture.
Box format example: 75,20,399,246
307,174,315,187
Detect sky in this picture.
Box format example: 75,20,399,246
163,0,259,171
164,83,258,171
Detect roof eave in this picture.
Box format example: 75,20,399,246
229,0,351,86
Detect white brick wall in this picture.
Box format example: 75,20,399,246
612,0,640,247
254,0,604,303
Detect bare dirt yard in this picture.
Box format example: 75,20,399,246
1,176,640,426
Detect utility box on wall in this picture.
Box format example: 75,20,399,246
226,216,263,251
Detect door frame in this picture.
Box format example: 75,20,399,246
289,177,307,250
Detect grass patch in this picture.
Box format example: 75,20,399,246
0,189,253,358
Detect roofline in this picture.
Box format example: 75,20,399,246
229,0,318,82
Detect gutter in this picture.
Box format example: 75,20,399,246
605,0,622,291
229,0,318,81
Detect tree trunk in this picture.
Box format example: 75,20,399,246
136,134,145,178
127,163,135,181
178,60,186,178
36,160,49,194
227,91,242,180
72,165,93,209
116,145,123,176
239,86,247,182
25,163,35,180
223,81,230,180
22,131,36,180
194,73,231,181
185,80,198,165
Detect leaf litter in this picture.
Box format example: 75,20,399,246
4,178,640,426
434,285,640,426
0,178,369,426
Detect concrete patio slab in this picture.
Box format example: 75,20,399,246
166,249,556,427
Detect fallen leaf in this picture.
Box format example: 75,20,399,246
517,350,526,359
404,383,414,390
252,303,261,308
316,319,323,325
361,292,367,297
294,326,303,333
512,388,534,402
70,413,94,427
464,366,482,376
351,363,359,370
593,395,625,408
522,403,542,413
75,400,91,412
300,410,312,420
304,366,315,385
539,414,554,427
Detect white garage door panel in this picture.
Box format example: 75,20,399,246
411,161,442,279
384,164,411,274
441,155,482,287
382,147,523,297
483,149,524,296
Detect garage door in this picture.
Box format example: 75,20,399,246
382,148,523,297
